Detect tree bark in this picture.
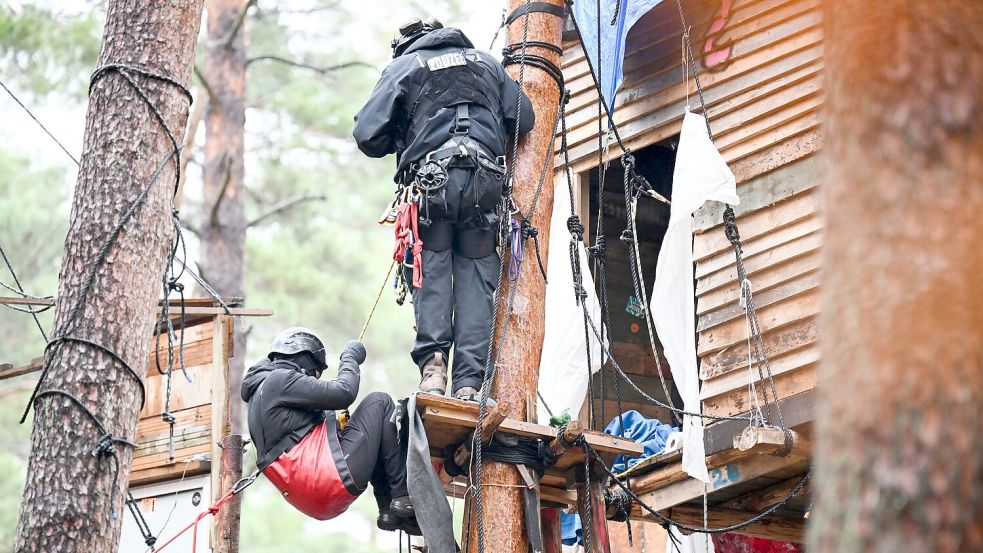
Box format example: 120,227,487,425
201,1,248,551
466,2,565,551
14,1,204,551
812,2,983,552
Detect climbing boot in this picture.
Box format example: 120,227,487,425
377,511,402,532
400,516,423,536
453,386,480,402
389,496,415,516
419,353,447,395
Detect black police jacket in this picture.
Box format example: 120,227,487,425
353,27,535,180
241,355,360,469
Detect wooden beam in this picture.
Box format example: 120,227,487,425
664,505,805,543
0,357,43,381
632,451,807,513
720,475,811,513
0,296,244,308
734,426,810,457
702,388,815,455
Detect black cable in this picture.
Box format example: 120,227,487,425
0,78,80,165
0,240,49,341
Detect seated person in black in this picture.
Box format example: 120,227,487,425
241,327,417,532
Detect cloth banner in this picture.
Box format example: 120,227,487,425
570,0,664,113
537,176,605,424
651,111,739,482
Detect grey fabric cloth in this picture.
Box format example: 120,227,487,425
406,393,457,553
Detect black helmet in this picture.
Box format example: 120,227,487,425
268,327,327,371
391,17,443,58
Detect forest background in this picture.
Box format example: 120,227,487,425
0,1,501,551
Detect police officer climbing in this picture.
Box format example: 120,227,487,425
241,328,419,534
353,18,535,400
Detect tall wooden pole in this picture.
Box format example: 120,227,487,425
811,1,983,552
13,1,204,551
467,1,565,551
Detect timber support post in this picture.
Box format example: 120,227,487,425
466,0,566,551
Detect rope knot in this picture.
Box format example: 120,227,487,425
621,153,636,171
167,279,184,293
92,433,116,457
566,215,584,239
587,234,606,261
723,206,741,245
619,228,633,245
520,219,538,239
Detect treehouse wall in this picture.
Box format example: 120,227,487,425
559,0,822,421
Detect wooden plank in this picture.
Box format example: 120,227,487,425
696,270,820,332
695,187,818,263
211,315,230,506
701,315,818,380
633,452,808,511
130,460,211,487
702,390,815,455
0,357,43,381
697,249,821,316
136,404,211,439
696,214,821,282
699,344,819,399
694,154,821,232
703,364,817,418
696,230,822,298
416,394,644,463
660,505,806,542
729,129,823,184
720,475,811,512
722,109,822,164
698,288,819,356
132,442,211,471
564,20,825,170
139,363,215,418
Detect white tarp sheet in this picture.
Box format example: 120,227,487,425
537,176,605,424
651,111,739,482
666,525,716,553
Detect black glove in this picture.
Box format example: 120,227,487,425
342,340,367,365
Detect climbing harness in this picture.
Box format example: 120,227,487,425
393,191,424,289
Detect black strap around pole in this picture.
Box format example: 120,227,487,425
506,2,567,26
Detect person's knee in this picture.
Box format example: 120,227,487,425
364,391,394,406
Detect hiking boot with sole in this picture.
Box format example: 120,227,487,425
377,511,402,532
389,496,414,516
453,386,480,402
419,352,447,395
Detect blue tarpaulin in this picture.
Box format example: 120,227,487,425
604,410,677,472
570,0,664,113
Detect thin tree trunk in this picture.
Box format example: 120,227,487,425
812,2,983,552
201,0,248,434
466,1,565,551
201,1,248,551
14,1,204,551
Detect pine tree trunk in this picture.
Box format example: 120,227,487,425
467,1,565,551
14,2,204,551
201,2,248,551
201,0,248,434
812,2,983,552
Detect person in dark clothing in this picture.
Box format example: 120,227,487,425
241,327,417,533
353,18,535,400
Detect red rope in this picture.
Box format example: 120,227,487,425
393,200,423,288
153,487,239,552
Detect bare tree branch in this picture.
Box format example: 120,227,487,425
175,93,207,210
193,64,215,100
244,55,374,75
247,194,327,228
215,0,257,47
209,154,232,228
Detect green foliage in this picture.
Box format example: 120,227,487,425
0,5,102,98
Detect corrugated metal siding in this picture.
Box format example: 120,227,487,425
559,0,823,420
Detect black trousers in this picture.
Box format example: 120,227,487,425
408,166,500,393
339,392,407,511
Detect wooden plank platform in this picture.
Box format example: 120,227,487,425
417,393,644,507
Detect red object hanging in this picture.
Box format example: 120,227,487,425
393,200,424,288
712,533,803,553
